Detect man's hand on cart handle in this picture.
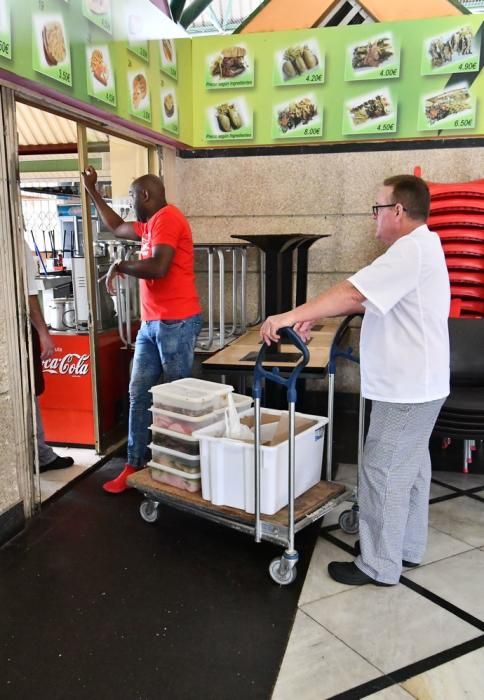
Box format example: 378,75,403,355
260,312,295,345
293,320,314,343
106,260,125,295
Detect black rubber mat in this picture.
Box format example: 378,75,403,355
0,458,319,700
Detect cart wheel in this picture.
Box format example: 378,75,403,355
339,509,359,535
269,557,297,586
139,499,160,524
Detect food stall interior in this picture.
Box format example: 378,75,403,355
18,101,150,503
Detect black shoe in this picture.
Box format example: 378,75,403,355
353,540,419,568
39,455,75,473
328,561,394,586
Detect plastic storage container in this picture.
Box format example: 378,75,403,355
149,393,253,436
194,408,328,515
151,425,200,455
169,378,234,409
150,384,217,417
149,443,201,472
149,461,201,492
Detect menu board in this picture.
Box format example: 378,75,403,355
190,15,484,148
0,9,482,149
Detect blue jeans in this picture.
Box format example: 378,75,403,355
127,314,203,467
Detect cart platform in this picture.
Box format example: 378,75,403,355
128,469,347,546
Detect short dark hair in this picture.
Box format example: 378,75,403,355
383,174,430,221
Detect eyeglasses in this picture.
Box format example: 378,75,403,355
372,203,407,217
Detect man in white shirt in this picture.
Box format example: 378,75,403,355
260,175,450,586
25,241,74,473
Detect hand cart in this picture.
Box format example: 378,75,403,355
128,326,350,585
326,314,365,535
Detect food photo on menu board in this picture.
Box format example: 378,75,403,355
205,98,253,140
159,38,177,80
273,40,324,86
272,94,323,139
126,11,149,61
161,87,178,135
82,0,112,34
343,89,397,135
421,25,480,76
32,13,72,86
418,84,476,131
128,69,151,122
344,33,400,81
205,45,254,89
0,0,11,60
86,45,116,106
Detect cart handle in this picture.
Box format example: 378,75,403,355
328,313,363,373
253,326,310,403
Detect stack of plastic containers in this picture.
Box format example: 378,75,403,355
415,167,484,317
148,378,252,493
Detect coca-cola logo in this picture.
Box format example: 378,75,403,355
42,353,90,376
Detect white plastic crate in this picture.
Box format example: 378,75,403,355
194,408,327,515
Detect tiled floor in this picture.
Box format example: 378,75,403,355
272,468,484,700
36,447,102,502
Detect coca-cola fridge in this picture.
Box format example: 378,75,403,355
39,331,130,446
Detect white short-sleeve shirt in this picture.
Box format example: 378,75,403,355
348,225,450,403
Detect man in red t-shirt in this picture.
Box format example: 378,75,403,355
82,166,202,493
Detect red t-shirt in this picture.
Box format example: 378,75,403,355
132,204,201,321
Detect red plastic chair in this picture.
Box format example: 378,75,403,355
430,198,484,214
449,271,484,285
445,257,484,271
438,229,484,243
451,285,484,301
442,242,484,257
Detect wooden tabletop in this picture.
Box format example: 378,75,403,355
202,320,340,371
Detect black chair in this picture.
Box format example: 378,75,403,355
433,318,484,471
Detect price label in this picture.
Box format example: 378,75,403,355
453,117,474,128
305,72,323,83
376,121,396,133
105,92,116,105
101,17,110,31
0,40,10,57
303,126,322,136
379,68,398,78
58,68,71,83
457,60,478,72
142,110,151,121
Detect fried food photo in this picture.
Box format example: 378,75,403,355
211,46,247,78
281,45,319,79
162,39,174,63
349,94,391,125
42,21,66,66
216,103,243,132
352,38,393,69
90,49,109,86
132,73,147,109
277,97,317,132
164,94,175,118
425,88,471,123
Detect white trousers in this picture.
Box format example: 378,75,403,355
355,398,445,584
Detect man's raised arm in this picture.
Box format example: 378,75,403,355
81,166,139,241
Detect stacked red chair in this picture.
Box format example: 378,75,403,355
414,166,484,318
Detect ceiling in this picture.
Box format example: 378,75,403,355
16,102,108,150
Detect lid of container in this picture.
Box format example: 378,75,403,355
149,383,213,401
150,424,199,443
170,378,234,397
149,460,201,479
149,442,201,463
